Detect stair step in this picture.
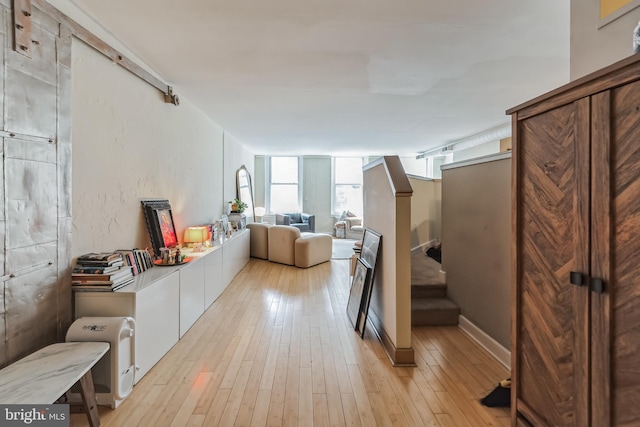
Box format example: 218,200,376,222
411,250,445,286
412,298,460,326
411,283,447,299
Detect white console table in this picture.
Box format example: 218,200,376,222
74,229,250,383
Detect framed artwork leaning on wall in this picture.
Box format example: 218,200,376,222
141,199,178,258
357,228,382,337
347,258,372,331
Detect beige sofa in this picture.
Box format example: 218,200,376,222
246,223,270,259
247,223,332,268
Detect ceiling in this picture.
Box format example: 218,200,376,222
67,0,570,156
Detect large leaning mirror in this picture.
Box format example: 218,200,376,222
236,165,255,219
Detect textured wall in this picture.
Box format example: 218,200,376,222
1,1,73,366
71,40,230,258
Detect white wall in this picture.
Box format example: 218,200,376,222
48,0,252,260
571,0,640,79
224,132,255,217
400,156,427,177
71,41,241,258
452,140,501,163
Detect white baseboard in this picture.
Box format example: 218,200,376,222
458,315,511,370
438,269,446,283
411,239,441,252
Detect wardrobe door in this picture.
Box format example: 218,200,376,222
593,80,640,427
514,99,590,426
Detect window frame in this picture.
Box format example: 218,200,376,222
266,156,302,213
332,157,364,217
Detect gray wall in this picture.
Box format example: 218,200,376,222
441,154,511,349
302,157,333,233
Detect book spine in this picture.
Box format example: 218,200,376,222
133,249,144,273
72,267,116,274
118,250,139,276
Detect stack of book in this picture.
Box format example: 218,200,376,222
72,252,134,291
115,248,153,276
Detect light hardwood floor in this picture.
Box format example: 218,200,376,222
71,259,510,427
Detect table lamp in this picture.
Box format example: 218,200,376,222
183,226,208,251
255,207,266,223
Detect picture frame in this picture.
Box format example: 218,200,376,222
357,228,382,337
598,0,640,28
347,258,371,331
141,199,178,258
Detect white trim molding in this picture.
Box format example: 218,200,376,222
458,315,511,369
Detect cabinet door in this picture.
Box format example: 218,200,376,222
179,259,205,338
136,272,180,382
514,99,590,426
592,81,640,426
204,247,223,308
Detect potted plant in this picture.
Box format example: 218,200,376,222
228,198,247,213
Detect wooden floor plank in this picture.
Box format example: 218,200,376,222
71,259,510,427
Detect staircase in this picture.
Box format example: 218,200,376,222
411,248,460,326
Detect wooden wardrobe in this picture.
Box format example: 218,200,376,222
508,55,640,426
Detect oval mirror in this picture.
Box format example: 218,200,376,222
237,165,255,219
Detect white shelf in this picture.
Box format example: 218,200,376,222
74,229,250,384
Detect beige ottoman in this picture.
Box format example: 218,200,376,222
247,223,270,259
268,225,301,265
295,233,332,268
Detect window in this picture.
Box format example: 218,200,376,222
333,157,363,216
269,157,300,213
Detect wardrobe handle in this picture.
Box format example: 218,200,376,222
570,271,584,286
590,278,605,294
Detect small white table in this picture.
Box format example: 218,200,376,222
0,342,109,426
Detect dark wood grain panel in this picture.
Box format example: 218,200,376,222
609,80,640,427
574,97,592,427
516,102,587,426
591,90,611,427
512,49,640,427
511,114,521,425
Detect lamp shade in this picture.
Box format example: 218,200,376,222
183,226,208,244
254,207,266,217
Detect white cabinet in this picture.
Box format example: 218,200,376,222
179,258,205,338
74,270,180,383
204,246,223,308
73,229,250,384
222,229,250,287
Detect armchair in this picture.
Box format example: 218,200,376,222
345,217,364,240
276,212,315,233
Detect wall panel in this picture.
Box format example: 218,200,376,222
1,2,72,366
